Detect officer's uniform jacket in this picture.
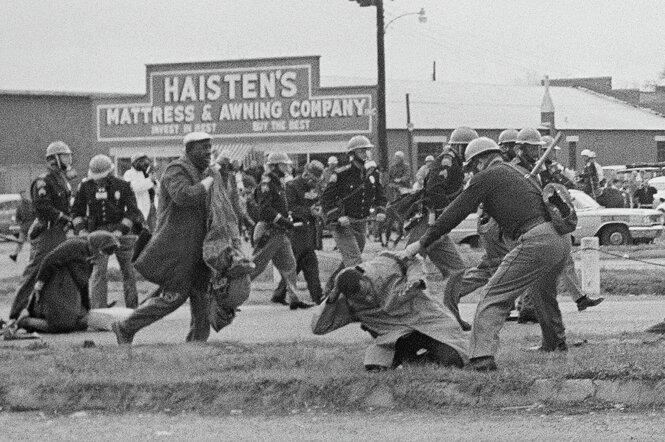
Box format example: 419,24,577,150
31,168,72,225
256,171,289,228
286,176,319,249
312,253,469,367
320,162,386,222
72,175,142,234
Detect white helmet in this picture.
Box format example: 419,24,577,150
346,135,373,152
464,137,502,163
580,149,593,157
327,155,338,166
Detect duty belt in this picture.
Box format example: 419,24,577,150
512,216,546,239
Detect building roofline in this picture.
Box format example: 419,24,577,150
0,89,133,99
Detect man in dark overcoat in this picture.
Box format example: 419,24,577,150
112,132,218,344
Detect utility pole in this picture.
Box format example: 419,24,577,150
375,0,388,173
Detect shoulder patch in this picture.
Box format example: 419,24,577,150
335,164,351,173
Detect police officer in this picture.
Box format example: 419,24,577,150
321,135,386,293
405,126,477,280
72,154,143,309
498,129,519,161
8,141,75,321
513,129,604,318
272,160,326,305
403,137,571,371
251,152,313,310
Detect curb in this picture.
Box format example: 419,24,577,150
2,378,665,414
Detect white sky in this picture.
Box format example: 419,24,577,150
1,0,664,94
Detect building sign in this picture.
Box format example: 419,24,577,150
96,57,374,142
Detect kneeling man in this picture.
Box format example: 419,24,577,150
312,252,468,370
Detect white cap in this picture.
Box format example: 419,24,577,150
395,151,405,158
183,132,211,146
425,155,435,162
580,149,593,157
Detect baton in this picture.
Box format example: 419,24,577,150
528,131,563,178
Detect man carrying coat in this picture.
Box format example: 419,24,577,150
112,132,218,344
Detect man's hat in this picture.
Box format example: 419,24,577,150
183,132,211,146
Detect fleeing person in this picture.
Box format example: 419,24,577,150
10,231,119,334
388,150,411,200
112,132,220,344
8,141,76,322
413,155,434,190
72,154,142,309
402,137,571,371
9,191,36,262
312,252,468,371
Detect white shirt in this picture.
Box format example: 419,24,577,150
123,167,157,222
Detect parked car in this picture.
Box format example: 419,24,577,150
449,189,664,247
0,194,22,240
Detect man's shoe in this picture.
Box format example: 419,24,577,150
111,321,133,345
8,254,17,262
646,320,665,334
270,296,288,306
289,300,314,310
526,342,568,352
466,356,498,372
577,295,604,311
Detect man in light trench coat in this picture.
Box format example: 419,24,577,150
312,251,468,370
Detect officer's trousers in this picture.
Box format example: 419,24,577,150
443,263,498,329
273,247,323,304
250,231,301,303
469,222,570,358
89,234,138,309
9,226,67,320
519,253,584,314
406,218,466,280
116,286,210,342
325,221,366,294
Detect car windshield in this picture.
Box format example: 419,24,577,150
570,190,601,211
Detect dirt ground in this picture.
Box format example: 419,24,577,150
2,409,664,441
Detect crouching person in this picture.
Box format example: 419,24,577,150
13,231,119,333
311,252,468,371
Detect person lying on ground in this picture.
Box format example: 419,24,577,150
311,251,468,371
11,231,119,334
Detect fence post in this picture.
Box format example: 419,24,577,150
580,236,600,296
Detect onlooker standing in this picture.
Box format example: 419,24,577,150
413,155,434,190
596,179,627,208
72,154,142,309
112,132,219,344
9,191,36,262
9,141,75,321
633,180,658,208
123,154,158,232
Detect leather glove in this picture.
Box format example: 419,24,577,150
375,213,386,223
338,216,350,227
275,217,294,230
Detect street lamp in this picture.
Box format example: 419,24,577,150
349,1,426,174
384,8,427,33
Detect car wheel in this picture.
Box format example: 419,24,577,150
599,225,631,246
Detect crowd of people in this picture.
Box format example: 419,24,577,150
2,129,664,372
